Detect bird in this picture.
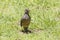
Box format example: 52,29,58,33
20,9,31,33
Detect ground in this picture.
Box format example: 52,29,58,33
0,0,60,40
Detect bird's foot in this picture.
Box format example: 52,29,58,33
22,30,32,34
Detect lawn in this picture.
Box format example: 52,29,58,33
0,0,60,40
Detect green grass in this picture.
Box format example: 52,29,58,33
0,0,60,40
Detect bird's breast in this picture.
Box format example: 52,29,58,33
23,14,30,19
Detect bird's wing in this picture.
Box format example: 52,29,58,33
20,18,23,27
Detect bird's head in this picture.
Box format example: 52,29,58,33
25,9,30,14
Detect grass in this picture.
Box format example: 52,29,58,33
0,0,60,40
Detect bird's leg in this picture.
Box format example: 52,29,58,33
24,27,28,33
24,27,32,33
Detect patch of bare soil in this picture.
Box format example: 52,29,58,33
31,29,44,33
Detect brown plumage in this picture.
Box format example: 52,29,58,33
20,9,31,33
